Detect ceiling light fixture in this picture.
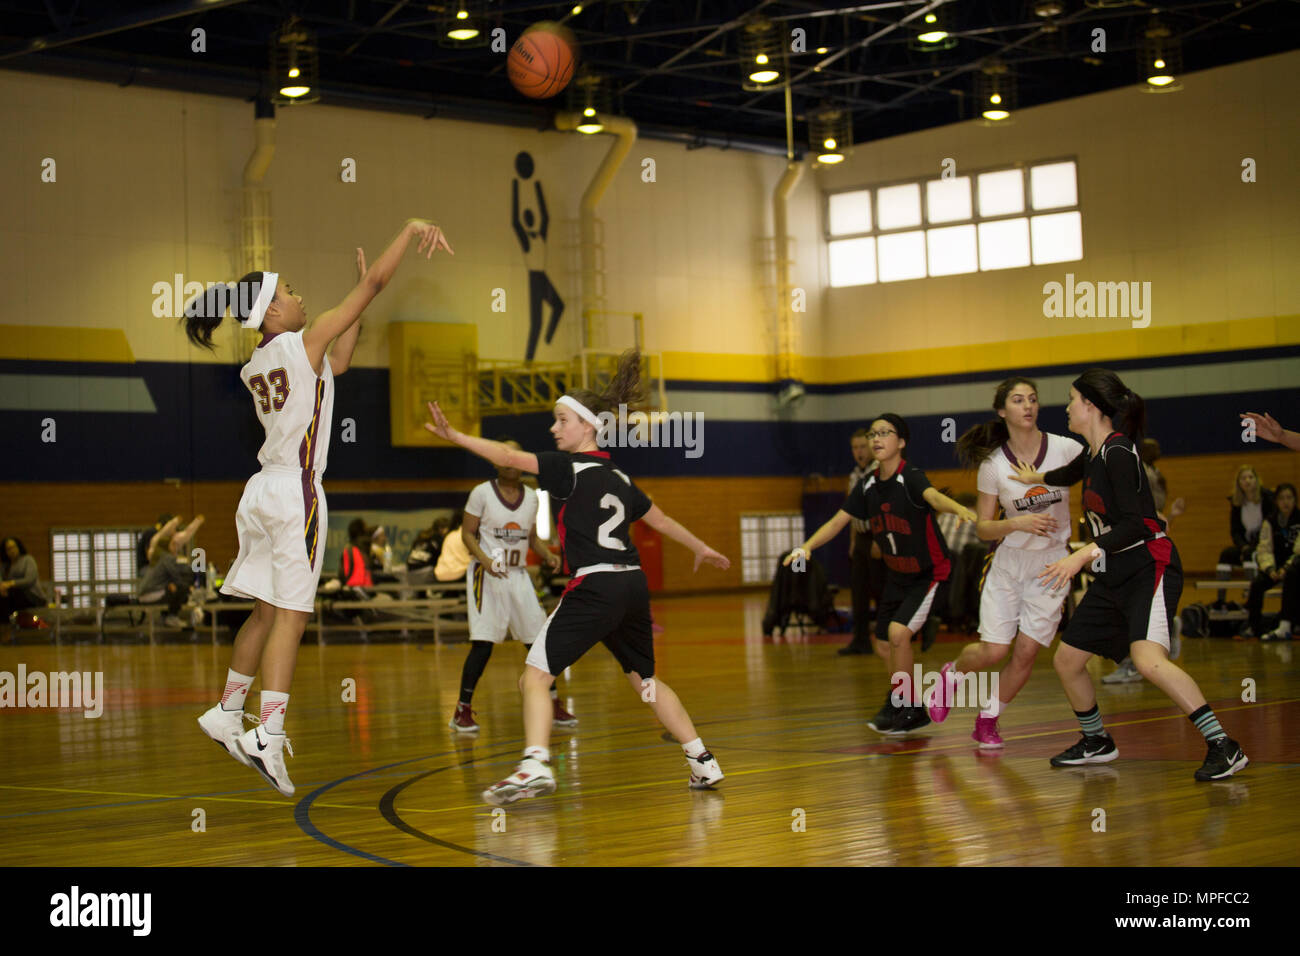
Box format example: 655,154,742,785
740,16,782,88
809,103,851,165
1141,17,1182,91
974,59,1015,122
271,18,319,104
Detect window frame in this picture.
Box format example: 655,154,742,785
824,156,1082,286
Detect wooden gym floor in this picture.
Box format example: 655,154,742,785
1,593,1296,867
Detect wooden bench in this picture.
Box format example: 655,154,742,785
1193,579,1282,623
316,595,469,642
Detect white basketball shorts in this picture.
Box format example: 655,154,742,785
221,465,326,613
467,562,547,644
978,544,1069,647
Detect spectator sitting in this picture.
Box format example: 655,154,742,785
144,514,204,572
434,510,471,582
137,513,175,575
138,521,204,629
369,526,394,573
407,518,449,573
341,519,376,593
1,537,50,630
1245,482,1299,641
1220,465,1274,568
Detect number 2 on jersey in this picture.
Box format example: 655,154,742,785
597,494,626,549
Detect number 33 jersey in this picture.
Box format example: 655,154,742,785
535,450,652,573
240,330,335,477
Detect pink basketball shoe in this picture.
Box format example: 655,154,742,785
972,715,1003,749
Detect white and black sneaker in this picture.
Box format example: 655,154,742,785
687,751,724,790
197,705,256,768
1194,737,1249,781
1050,733,1118,767
238,723,296,797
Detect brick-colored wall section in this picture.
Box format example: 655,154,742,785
3,448,1296,593
637,476,805,592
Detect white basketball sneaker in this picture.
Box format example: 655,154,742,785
238,723,296,797
481,757,556,806
197,705,255,768
687,750,724,790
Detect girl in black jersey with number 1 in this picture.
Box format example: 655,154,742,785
425,350,731,806
1014,369,1248,781
787,414,977,736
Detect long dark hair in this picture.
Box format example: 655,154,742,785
955,376,1038,468
569,348,646,418
182,271,268,351
2,537,27,558
1075,367,1146,442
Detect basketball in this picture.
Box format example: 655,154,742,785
507,22,576,99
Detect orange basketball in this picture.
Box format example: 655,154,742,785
508,22,577,99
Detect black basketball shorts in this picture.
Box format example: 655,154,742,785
1062,550,1183,663
523,569,655,678
876,572,941,641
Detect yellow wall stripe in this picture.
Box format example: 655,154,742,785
663,315,1300,385
0,325,135,363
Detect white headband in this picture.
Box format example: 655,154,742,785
556,395,601,428
242,271,279,330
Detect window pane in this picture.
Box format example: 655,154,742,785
876,183,922,230
878,230,927,282
926,177,972,223
927,224,979,276
978,218,1031,270
1030,161,1077,210
978,169,1024,217
828,237,877,287
828,189,872,235
1031,211,1083,264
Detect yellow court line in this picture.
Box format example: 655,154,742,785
2,697,1291,819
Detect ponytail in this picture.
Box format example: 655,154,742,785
181,271,266,351
1114,389,1146,444
570,348,646,417
955,419,1009,468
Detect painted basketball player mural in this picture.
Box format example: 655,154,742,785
512,151,565,363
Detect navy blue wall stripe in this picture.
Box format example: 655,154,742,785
2,359,1295,481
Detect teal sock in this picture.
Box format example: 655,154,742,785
1075,705,1105,737
1189,704,1227,742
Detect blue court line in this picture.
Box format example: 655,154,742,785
294,751,496,867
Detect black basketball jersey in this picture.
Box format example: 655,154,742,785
535,450,652,574
1080,432,1173,579
842,459,951,581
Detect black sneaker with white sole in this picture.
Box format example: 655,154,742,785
868,689,900,733
1050,733,1118,767
1194,737,1249,781
888,704,932,735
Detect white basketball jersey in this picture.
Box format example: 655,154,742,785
239,331,334,476
465,480,537,572
977,432,1082,552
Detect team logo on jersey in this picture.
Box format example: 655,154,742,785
492,521,529,544
1012,485,1063,513
1083,489,1107,515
